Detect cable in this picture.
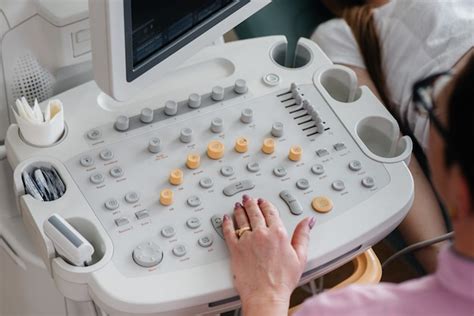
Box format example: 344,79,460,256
0,145,6,160
382,232,455,269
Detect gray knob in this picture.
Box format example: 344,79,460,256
312,111,322,123
132,241,163,268
211,86,225,101
188,93,201,109
240,108,253,124
234,79,248,94
302,100,312,111
180,128,193,143
164,100,178,116
210,118,224,133
295,94,304,105
271,122,284,138
148,137,162,153
317,123,325,134
140,107,154,123
115,115,129,132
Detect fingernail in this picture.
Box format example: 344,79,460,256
257,198,264,205
242,194,250,202
223,214,230,221
309,217,317,230
234,202,240,209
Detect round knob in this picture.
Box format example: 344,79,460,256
186,153,201,169
235,137,249,153
169,169,184,186
140,107,154,123
262,138,276,155
180,128,193,143
160,189,174,206
132,241,163,268
164,100,178,116
211,86,225,101
289,145,303,162
271,122,284,138
234,79,248,94
207,140,225,160
115,115,129,132
210,118,224,133
240,108,253,124
188,93,201,109
312,196,333,213
148,137,162,153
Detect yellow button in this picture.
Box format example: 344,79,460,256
234,137,249,153
289,145,303,161
160,189,174,206
312,196,333,213
186,153,201,169
207,140,225,160
169,169,184,186
262,138,276,154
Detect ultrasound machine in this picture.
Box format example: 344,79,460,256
0,0,414,315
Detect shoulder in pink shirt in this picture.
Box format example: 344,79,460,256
296,246,474,316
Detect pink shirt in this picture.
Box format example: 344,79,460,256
296,246,474,316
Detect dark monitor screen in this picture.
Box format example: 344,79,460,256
124,0,249,82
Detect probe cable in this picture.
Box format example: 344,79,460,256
382,232,455,269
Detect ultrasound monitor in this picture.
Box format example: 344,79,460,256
89,0,270,101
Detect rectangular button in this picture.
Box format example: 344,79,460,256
316,149,330,157
115,217,130,227
333,143,346,151
279,190,303,215
223,180,255,197
135,210,149,220
211,215,224,239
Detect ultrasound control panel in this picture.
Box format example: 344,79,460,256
8,37,413,315
65,81,390,276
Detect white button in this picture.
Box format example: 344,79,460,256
362,177,376,188
105,198,119,210
332,180,346,192
263,73,281,86
125,191,140,204
349,160,362,171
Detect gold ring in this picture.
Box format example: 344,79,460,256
235,226,252,238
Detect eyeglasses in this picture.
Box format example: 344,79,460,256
412,71,453,141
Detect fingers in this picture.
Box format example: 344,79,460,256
291,217,316,268
257,198,281,227
234,202,250,229
222,214,238,251
242,195,266,229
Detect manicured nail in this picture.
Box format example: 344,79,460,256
223,214,230,221
242,194,250,202
234,202,240,209
309,217,317,230
257,198,264,205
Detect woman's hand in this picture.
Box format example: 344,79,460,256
222,194,316,315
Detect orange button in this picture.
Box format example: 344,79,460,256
289,145,303,161
160,189,174,206
234,137,249,153
186,153,201,169
207,140,225,160
169,169,184,186
312,196,333,213
262,138,276,154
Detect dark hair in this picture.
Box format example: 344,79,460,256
446,55,474,196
